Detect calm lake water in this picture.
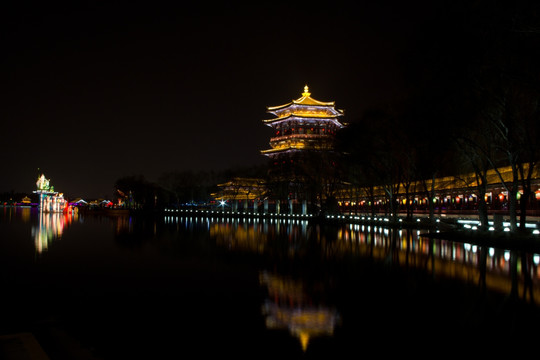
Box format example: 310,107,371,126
1,207,540,358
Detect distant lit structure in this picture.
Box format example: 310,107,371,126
212,177,267,212
33,174,67,212
213,177,266,201
336,164,540,216
262,85,347,213
210,86,347,215
262,85,346,158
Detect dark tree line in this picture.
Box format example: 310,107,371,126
337,0,540,231
114,165,268,211
0,191,39,204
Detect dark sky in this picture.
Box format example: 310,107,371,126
2,1,455,198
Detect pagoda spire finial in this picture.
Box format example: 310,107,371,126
302,85,310,97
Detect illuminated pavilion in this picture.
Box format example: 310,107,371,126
33,174,67,212
212,177,267,212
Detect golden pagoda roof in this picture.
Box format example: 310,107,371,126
267,85,340,111
216,177,266,187
261,145,308,155
262,113,344,124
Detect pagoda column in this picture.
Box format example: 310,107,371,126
264,199,268,214
302,200,307,215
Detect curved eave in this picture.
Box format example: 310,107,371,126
267,101,294,111
217,178,266,187
293,95,335,106
262,114,346,128
267,106,344,119
267,96,335,111
260,146,305,155
263,113,341,122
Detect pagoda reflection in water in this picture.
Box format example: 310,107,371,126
259,271,340,352
208,219,340,351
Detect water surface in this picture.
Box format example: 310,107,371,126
1,207,539,358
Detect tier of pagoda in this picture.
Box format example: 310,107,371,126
261,85,346,157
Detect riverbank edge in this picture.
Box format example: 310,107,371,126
318,215,540,253
87,208,540,253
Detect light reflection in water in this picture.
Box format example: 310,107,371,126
205,217,311,254
2,206,33,223
334,224,540,304
204,217,540,296
210,219,268,253
32,208,79,254
259,270,340,352
20,207,32,223
166,215,540,348
112,214,133,235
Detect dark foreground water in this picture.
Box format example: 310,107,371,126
1,207,540,358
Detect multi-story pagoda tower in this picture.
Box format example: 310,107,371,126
261,86,346,213
261,85,345,158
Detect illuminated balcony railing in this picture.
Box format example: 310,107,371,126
269,133,332,143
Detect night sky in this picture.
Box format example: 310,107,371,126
1,1,485,198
